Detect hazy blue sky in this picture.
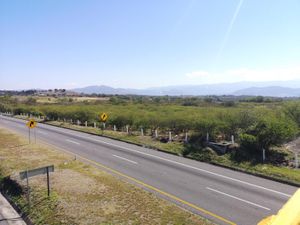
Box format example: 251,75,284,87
1,0,300,89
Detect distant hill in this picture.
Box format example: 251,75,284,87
71,80,300,97
72,85,139,95
233,86,300,97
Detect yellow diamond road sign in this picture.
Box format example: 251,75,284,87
99,113,108,122
26,119,37,129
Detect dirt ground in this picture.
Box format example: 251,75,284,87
0,127,213,225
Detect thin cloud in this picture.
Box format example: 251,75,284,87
216,0,244,61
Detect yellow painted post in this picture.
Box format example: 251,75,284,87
257,189,300,225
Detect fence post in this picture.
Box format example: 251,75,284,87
169,131,172,142
185,132,188,143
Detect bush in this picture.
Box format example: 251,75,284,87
239,133,258,153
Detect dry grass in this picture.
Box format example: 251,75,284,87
0,127,213,225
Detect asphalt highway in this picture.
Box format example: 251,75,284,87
0,115,298,225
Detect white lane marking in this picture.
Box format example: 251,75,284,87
65,139,80,145
1,117,293,197
113,154,138,164
206,187,271,211
38,131,48,135
76,136,291,197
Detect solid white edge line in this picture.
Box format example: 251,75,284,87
1,116,293,197
65,139,80,145
206,187,271,211
112,154,138,164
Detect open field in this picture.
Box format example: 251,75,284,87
0,128,213,225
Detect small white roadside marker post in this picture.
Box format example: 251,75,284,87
155,129,158,138
262,148,266,163
85,121,87,127
77,120,80,126
206,132,209,142
185,132,188,143
141,128,144,136
231,135,235,144
295,152,299,169
114,125,116,131
126,125,129,134
169,131,172,142
94,122,96,128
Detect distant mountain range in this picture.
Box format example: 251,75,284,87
71,80,300,97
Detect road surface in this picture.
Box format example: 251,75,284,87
0,115,298,225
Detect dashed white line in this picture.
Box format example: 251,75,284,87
113,155,138,164
206,187,271,211
38,130,48,135
65,139,80,145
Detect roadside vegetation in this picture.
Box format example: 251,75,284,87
1,95,300,184
0,128,212,225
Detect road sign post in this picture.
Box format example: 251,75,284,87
99,113,108,134
20,165,54,200
26,119,37,144
26,170,30,210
